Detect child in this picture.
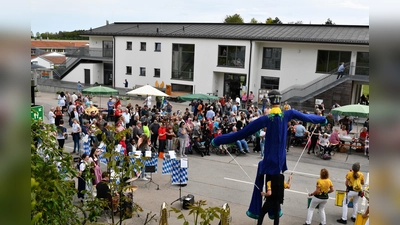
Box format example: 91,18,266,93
364,136,369,158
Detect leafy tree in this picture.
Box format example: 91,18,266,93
266,17,283,24
31,120,90,224
224,13,244,23
325,18,335,25
98,125,157,225
249,18,259,24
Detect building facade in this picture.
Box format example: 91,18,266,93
59,23,369,108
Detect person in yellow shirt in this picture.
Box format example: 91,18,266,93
257,174,292,225
337,162,365,224
304,168,334,225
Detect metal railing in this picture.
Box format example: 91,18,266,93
65,47,113,58
281,62,369,102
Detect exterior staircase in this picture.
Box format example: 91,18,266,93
281,63,369,103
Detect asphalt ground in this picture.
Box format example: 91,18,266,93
33,92,369,225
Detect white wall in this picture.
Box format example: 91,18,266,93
89,36,113,48
88,35,368,101
114,37,250,97
62,63,103,84
250,41,369,102
31,57,52,69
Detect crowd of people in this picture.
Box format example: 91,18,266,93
46,90,369,223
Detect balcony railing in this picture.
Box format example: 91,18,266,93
65,47,113,58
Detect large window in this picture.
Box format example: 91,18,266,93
102,40,113,57
356,52,369,75
262,48,281,70
171,44,195,81
316,50,351,73
261,76,279,90
218,45,245,68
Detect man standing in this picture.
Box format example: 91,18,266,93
77,81,84,93
206,106,215,120
107,98,114,122
124,79,129,93
149,119,160,149
235,95,241,111
71,92,78,104
337,62,345,79
122,108,131,128
158,122,167,155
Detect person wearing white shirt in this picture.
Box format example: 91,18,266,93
48,107,56,125
235,96,241,111
143,96,152,107
71,92,78,104
71,119,82,154
122,109,131,128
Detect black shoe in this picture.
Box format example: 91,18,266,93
351,217,356,222
303,223,310,225
337,218,347,224
307,151,310,154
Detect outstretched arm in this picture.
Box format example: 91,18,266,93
287,110,327,125
213,116,269,146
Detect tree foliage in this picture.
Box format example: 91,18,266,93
170,200,226,225
249,18,260,24
31,30,89,40
31,120,85,224
325,18,335,25
224,14,244,23
266,17,283,24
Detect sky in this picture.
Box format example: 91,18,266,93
31,0,370,34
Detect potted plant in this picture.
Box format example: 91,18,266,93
94,82,99,86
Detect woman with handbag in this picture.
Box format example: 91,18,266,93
304,168,334,225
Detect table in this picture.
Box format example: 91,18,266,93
162,158,188,185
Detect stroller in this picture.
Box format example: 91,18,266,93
192,136,208,157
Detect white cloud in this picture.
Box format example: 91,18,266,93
340,1,369,10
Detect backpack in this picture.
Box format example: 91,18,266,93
353,176,362,192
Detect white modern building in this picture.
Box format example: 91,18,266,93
56,23,369,109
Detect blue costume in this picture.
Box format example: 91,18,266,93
212,90,327,221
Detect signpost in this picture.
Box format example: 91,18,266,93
31,105,44,121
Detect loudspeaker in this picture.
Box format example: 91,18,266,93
145,165,156,173
183,194,194,209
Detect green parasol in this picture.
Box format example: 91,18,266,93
178,93,220,102
330,104,369,117
82,85,119,107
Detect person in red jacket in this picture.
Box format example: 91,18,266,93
158,122,167,155
119,136,127,155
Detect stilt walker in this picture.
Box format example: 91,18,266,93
212,90,327,223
